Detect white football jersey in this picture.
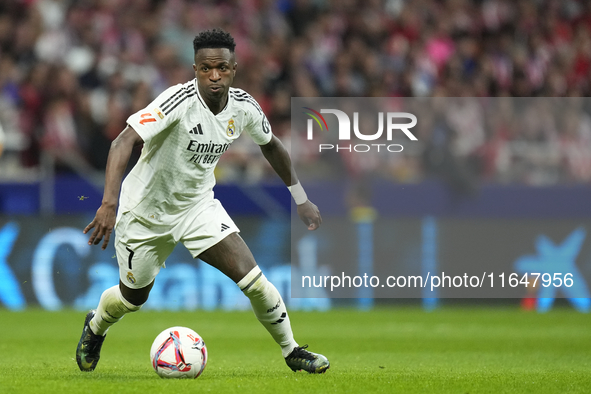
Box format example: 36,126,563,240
120,79,273,223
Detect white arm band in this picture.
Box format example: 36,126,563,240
288,181,308,205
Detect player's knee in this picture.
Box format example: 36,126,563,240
234,260,257,283
237,266,276,297
119,280,153,307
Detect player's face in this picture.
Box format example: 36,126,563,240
193,48,237,108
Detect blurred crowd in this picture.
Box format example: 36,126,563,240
1,0,591,186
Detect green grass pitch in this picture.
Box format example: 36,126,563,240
0,306,589,393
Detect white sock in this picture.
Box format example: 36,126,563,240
89,285,142,336
238,266,299,358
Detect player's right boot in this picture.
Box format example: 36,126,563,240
285,345,330,374
76,310,106,372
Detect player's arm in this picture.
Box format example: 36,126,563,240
84,125,144,249
260,135,322,230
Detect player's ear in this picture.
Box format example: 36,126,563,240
232,62,237,76
192,64,197,72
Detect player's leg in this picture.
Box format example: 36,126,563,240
77,213,175,372
198,233,296,352
197,232,329,373
76,281,150,371
181,199,329,373
88,280,153,337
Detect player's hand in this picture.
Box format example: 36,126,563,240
83,204,117,250
297,200,322,231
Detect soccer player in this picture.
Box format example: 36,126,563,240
76,29,329,374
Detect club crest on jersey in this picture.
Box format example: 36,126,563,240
227,119,236,137
154,108,165,119
127,271,136,284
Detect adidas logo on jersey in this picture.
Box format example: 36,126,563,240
221,223,230,232
189,124,204,135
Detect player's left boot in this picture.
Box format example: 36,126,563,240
76,310,106,372
285,345,330,374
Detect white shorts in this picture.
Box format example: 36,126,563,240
114,198,239,288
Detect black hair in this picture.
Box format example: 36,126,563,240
193,29,236,55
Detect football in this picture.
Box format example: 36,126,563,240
150,326,208,379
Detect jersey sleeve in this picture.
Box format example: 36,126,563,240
243,99,273,146
126,84,187,143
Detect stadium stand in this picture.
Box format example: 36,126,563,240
0,0,590,186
